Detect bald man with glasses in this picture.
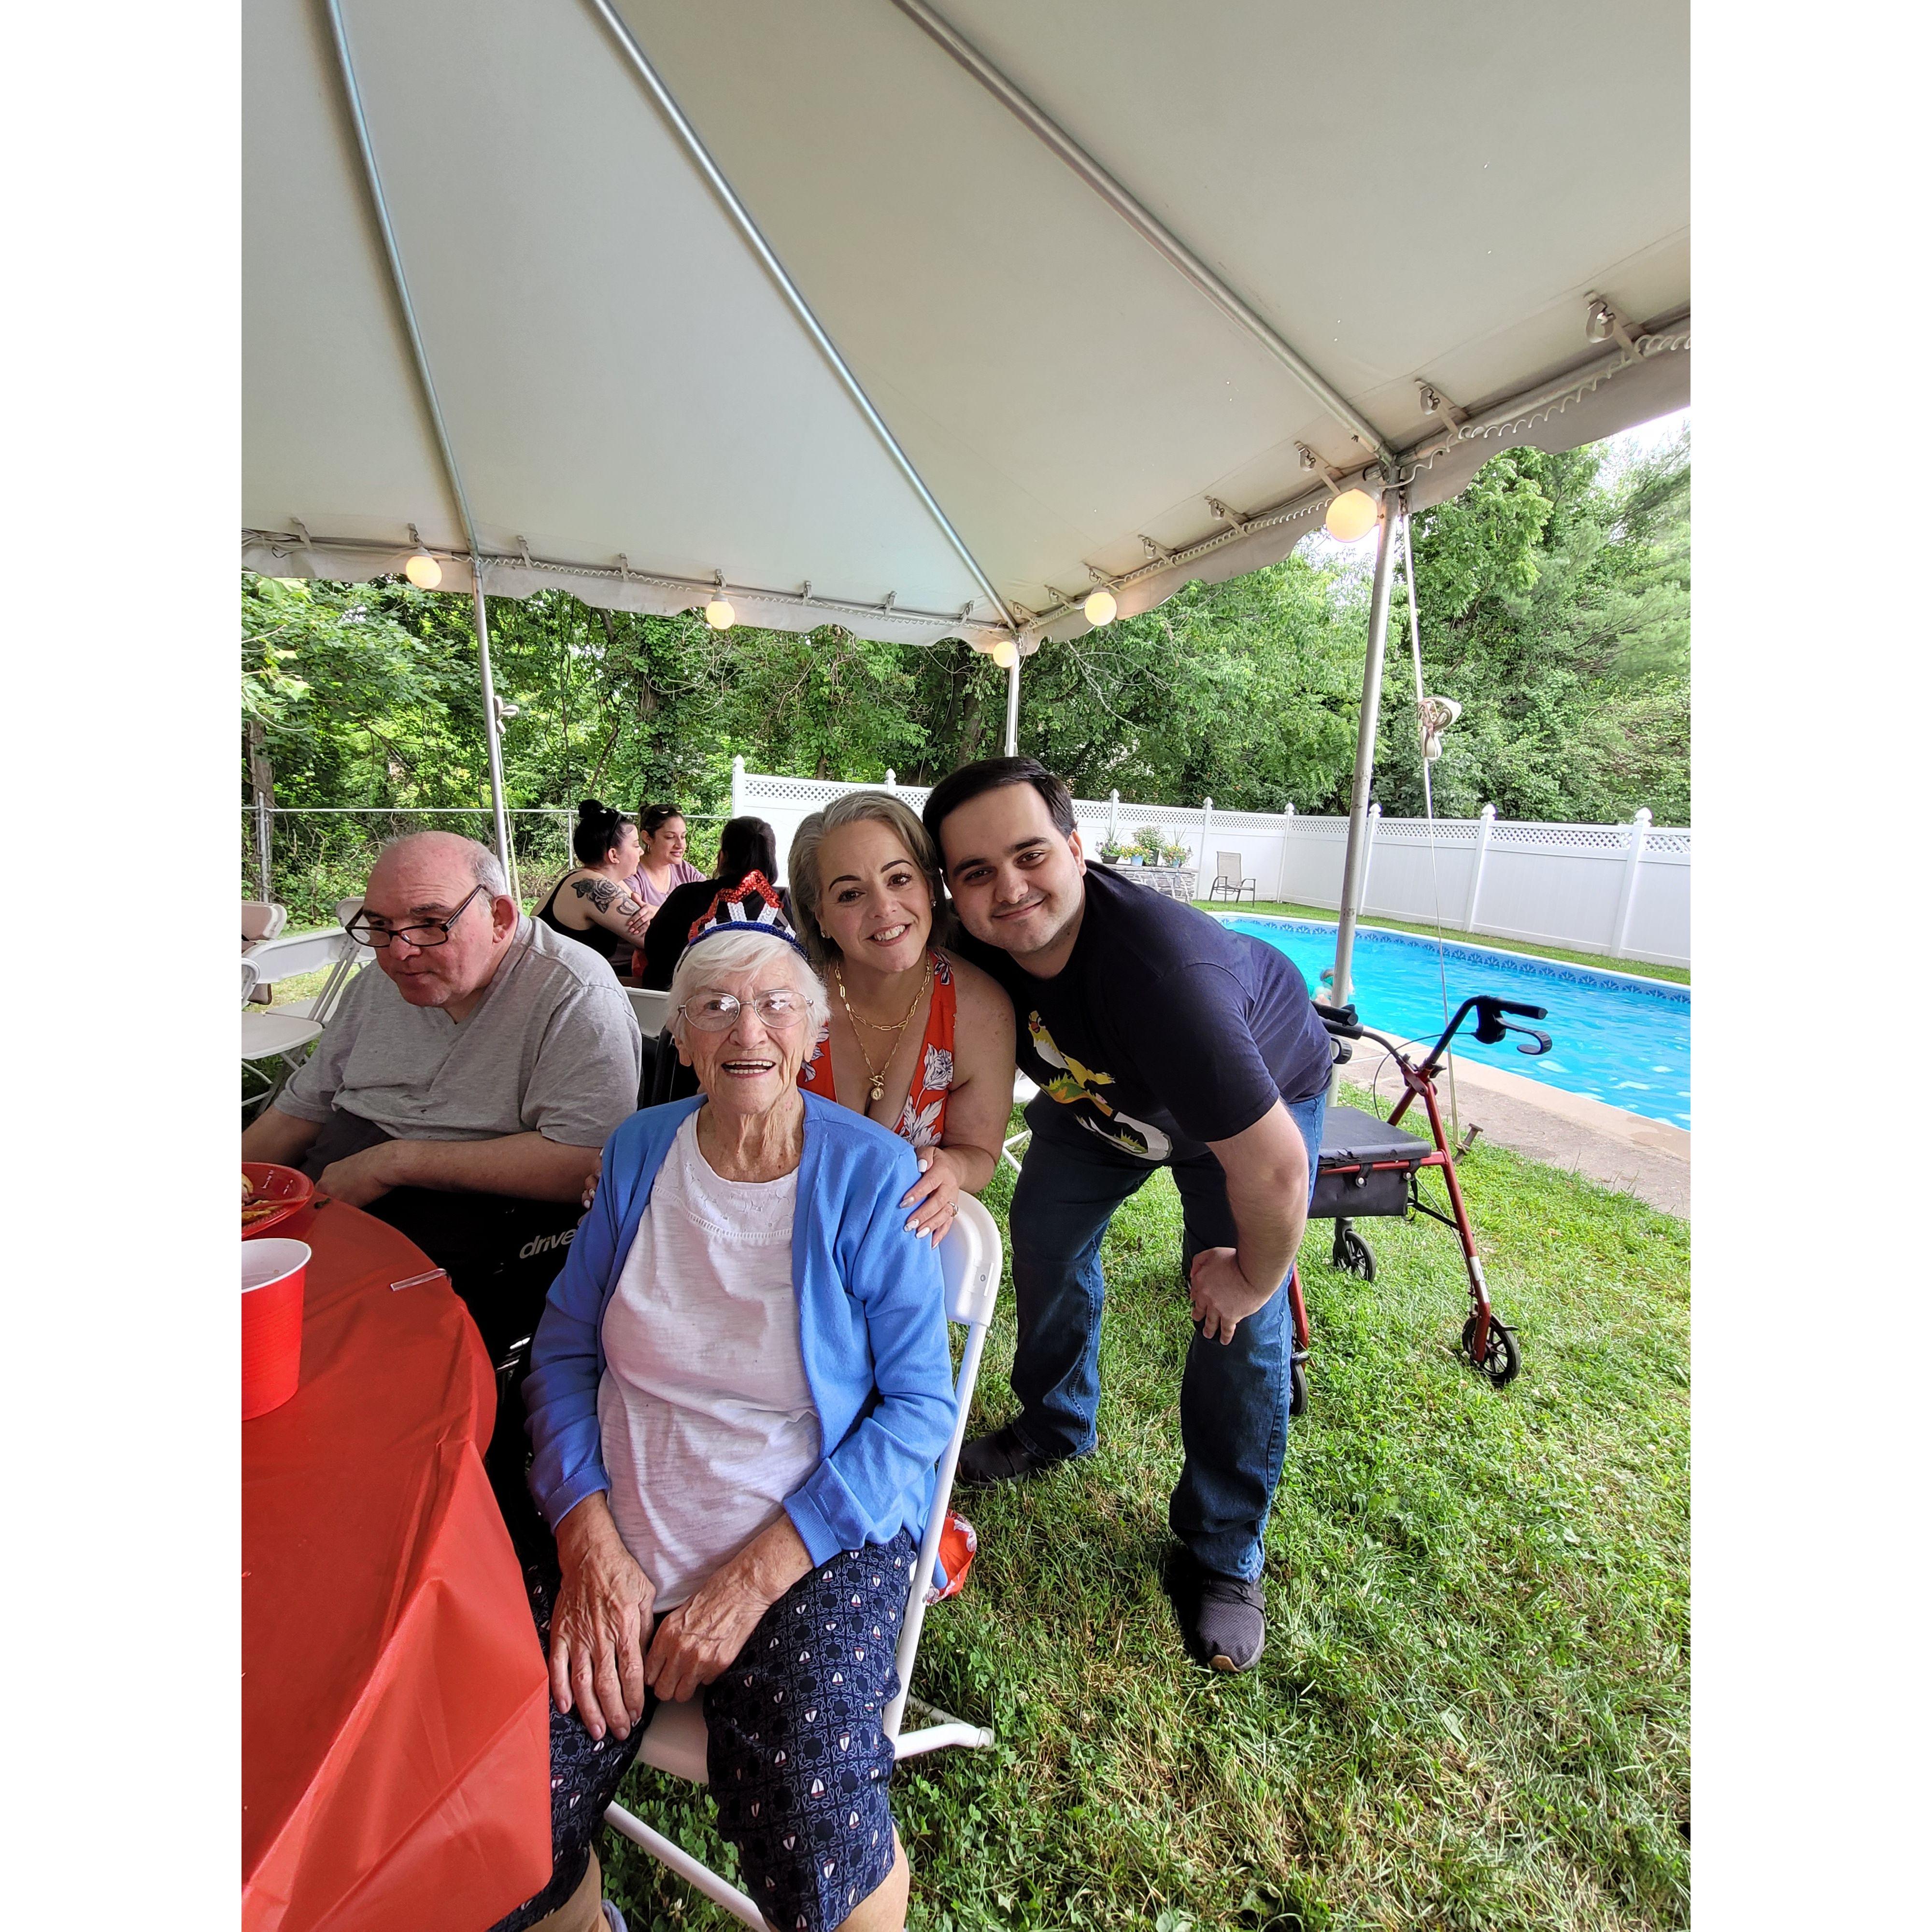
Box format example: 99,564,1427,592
242,832,642,1370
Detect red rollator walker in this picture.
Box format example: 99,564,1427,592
1280,994,1553,1414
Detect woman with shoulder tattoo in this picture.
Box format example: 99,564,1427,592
534,800,654,979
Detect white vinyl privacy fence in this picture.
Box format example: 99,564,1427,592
732,762,1690,969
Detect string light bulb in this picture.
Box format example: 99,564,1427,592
991,639,1018,669
1324,488,1378,543
703,593,736,630
1083,588,1118,626
404,547,442,589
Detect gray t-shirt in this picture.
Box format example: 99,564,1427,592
278,916,642,1148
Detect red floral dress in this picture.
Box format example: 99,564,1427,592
798,951,957,1149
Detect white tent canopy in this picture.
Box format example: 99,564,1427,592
244,0,1688,650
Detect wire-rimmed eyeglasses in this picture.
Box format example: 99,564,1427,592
678,989,810,1032
345,883,489,950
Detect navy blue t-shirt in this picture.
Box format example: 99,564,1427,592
954,863,1332,1164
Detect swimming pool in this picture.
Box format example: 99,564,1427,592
1218,916,1690,1129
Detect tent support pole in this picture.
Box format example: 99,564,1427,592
321,0,515,889
1332,491,1401,1010
469,577,517,901
1003,652,1021,757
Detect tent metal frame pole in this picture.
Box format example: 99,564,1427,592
321,0,515,890
889,0,1394,467
583,0,1019,637
1331,490,1401,1010
1003,652,1021,757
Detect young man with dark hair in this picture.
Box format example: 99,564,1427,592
922,756,1332,1672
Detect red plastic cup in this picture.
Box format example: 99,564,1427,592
242,1238,310,1420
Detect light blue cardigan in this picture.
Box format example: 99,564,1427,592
524,1093,956,1569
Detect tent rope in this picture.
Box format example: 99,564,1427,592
1399,495,1460,1150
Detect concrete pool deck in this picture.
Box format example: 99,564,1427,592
1339,1037,1690,1219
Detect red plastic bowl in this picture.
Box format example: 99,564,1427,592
242,1163,314,1240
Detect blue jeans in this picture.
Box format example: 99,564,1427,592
1005,1088,1327,1582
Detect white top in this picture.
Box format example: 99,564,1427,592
597,1112,817,1610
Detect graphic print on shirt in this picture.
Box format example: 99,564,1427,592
1025,1011,1172,1162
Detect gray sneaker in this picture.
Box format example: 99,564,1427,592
1166,1548,1267,1673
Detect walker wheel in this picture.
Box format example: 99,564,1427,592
1331,1229,1376,1280
1461,1313,1521,1386
1289,1358,1309,1420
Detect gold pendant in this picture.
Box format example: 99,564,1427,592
868,1075,886,1103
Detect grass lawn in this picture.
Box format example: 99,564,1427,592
1189,902,1690,989
604,1097,1690,1931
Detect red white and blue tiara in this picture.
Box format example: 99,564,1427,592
682,872,810,960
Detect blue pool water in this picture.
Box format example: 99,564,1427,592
1219,916,1690,1129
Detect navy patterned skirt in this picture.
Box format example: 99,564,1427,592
492,1529,915,1932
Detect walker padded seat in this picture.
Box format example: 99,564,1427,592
1310,1104,1432,1220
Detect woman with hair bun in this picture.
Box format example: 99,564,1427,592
534,800,653,975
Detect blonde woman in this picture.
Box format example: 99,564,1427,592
788,792,1014,1243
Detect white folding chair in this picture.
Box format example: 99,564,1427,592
242,900,287,947
603,1193,1004,1928
275,899,372,1023
1001,1071,1039,1174
241,959,326,1119
626,987,672,1037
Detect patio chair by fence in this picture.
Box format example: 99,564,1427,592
1209,853,1256,903
602,1192,1004,1927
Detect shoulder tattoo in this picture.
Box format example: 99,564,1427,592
570,876,620,912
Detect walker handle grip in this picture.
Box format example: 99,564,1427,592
1495,998,1548,1021
1314,1000,1363,1039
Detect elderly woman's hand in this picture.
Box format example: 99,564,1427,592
552,1494,655,1742
581,1148,604,1212
646,1517,813,1704
898,1147,962,1243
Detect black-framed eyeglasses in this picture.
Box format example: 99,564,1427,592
345,883,489,950
678,989,811,1033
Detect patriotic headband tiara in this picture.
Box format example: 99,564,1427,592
682,872,810,961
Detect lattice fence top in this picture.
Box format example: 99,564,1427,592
1489,821,1630,850
1210,810,1294,833
740,772,935,811
1370,819,1479,845
733,772,1689,857
1109,803,1206,829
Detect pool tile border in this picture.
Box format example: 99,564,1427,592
1214,913,1690,1007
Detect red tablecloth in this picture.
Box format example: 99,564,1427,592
243,1204,552,1932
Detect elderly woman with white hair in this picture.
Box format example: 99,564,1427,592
496,909,955,1932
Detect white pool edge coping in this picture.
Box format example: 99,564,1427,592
1204,908,1689,995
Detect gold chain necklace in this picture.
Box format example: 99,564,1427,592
835,958,932,1105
